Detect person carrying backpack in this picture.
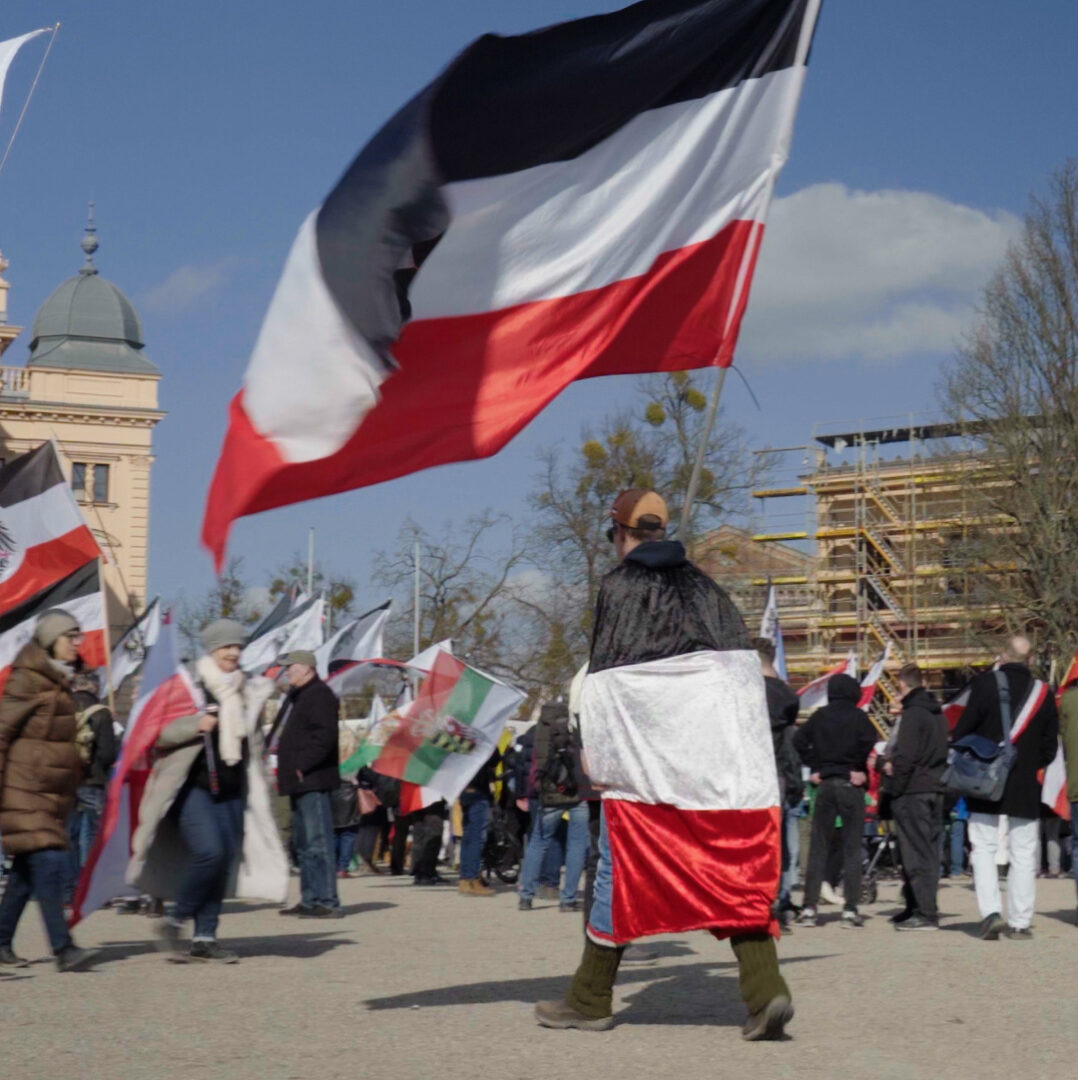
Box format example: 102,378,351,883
517,701,588,913
68,672,119,888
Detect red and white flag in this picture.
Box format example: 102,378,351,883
70,616,201,926
942,684,971,731
858,645,891,710
0,561,107,695
798,653,857,714
1041,742,1071,821
202,0,822,565
0,442,101,611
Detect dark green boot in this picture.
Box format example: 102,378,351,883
535,938,624,1031
730,933,793,1041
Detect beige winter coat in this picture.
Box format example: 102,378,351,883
127,673,288,903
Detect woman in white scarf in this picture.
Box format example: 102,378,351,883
131,618,286,964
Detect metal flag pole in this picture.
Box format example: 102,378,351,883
0,22,61,181
307,526,315,595
412,540,421,693
98,556,118,716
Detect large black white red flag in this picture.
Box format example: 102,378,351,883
0,442,101,609
203,0,821,564
0,561,108,694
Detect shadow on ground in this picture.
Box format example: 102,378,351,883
362,953,829,1022
84,930,358,966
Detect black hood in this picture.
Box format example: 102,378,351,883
827,673,862,705
902,686,942,714
625,540,687,570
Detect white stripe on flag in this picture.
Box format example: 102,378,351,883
0,481,88,586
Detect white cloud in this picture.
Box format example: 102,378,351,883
738,183,1022,366
143,257,241,314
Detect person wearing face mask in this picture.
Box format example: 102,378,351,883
128,619,288,964
0,609,99,972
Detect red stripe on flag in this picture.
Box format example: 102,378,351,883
202,221,757,565
0,527,101,610
602,799,780,943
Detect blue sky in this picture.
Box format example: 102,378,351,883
0,0,1075,612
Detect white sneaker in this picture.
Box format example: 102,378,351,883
819,881,840,906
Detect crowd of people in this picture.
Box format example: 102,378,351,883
1,487,1078,1043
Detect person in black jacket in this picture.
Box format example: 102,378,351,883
273,651,342,919
754,638,802,928
882,663,948,930
794,673,877,928
950,635,1059,940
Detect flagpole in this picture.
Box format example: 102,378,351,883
307,526,315,595
678,366,729,543
0,22,60,181
412,540,421,693
99,557,118,717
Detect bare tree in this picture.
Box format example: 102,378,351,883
176,557,259,658
268,553,356,630
941,161,1078,668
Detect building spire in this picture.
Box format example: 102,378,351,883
80,201,99,275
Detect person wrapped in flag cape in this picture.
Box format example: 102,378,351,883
536,489,791,1038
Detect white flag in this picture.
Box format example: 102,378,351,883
858,645,891,709
241,594,324,673
758,584,787,681
104,598,162,693
313,600,390,678
0,29,49,120
798,652,857,714
406,638,453,673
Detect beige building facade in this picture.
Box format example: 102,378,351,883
0,219,164,634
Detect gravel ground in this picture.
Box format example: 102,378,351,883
2,872,1076,1080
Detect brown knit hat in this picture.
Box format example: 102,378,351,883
34,609,81,650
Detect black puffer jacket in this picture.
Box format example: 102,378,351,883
793,674,877,781
951,663,1058,819
275,676,341,796
72,690,119,788
765,676,802,804
589,541,750,673
890,687,948,797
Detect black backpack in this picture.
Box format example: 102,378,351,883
536,703,579,800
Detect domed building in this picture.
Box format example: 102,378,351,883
0,211,164,630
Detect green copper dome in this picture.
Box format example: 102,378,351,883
27,215,158,375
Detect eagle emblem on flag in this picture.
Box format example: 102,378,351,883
0,519,16,577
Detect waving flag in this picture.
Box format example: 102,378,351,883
202,0,823,565
241,592,324,673
798,653,857,714
759,583,786,680
314,600,391,678
0,27,50,119
0,442,102,611
71,617,201,926
105,597,162,693
858,645,890,709
0,561,107,695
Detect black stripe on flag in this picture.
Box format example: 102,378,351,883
316,0,817,372
0,442,65,509
0,560,99,637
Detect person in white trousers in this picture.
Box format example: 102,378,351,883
949,636,1059,941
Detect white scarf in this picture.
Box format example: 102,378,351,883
196,655,247,767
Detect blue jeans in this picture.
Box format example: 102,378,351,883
519,803,588,903
0,848,73,954
540,811,567,886
66,785,106,899
459,791,491,880
942,817,966,875
172,785,245,939
292,790,339,909
779,801,801,907
335,828,359,872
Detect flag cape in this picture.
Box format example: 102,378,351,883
104,597,162,693
314,600,391,678
759,583,786,680
0,442,101,611
241,593,324,673
582,649,779,944
798,653,856,714
0,561,107,694
362,650,523,804
71,618,201,926
202,0,822,565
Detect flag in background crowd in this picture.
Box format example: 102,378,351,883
70,616,201,926
314,599,391,678
759,582,786,680
0,560,106,694
858,645,890,710
360,650,524,805
407,639,453,673
0,442,102,611
104,596,162,693
240,592,325,673
1042,742,1071,822
797,652,857,714
202,0,823,566
0,27,50,119
1056,648,1078,704
943,682,971,730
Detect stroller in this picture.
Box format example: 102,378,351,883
859,803,902,906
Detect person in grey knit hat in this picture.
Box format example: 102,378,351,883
33,609,81,652
128,616,288,964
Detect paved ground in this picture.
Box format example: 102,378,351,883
2,871,1077,1080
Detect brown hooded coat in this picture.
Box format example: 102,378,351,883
0,641,80,855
